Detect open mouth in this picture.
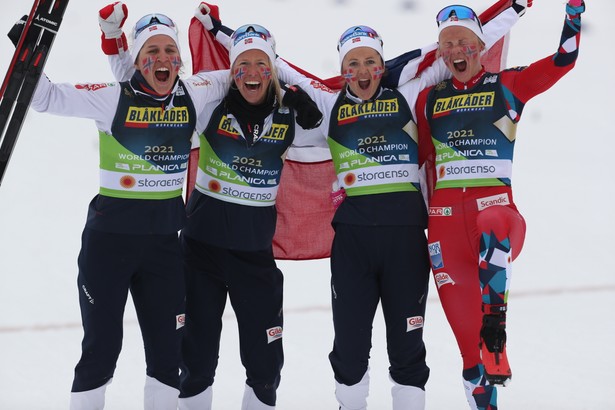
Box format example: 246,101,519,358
155,67,170,82
245,80,261,91
453,58,467,72
358,78,371,90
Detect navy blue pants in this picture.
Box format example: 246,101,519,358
329,224,431,388
71,228,185,392
179,235,284,406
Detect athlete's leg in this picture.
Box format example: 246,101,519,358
131,233,184,405
462,365,497,410
329,224,381,410
476,205,526,262
428,191,496,408
476,205,526,308
476,205,526,385
179,235,228,405
72,228,133,394
228,247,284,408
378,225,430,410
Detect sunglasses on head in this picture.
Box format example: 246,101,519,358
230,24,273,45
134,13,176,38
337,25,382,51
436,5,482,30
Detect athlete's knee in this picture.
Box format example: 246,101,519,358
329,350,369,386
147,368,180,390
510,212,526,260
476,206,511,236
389,361,429,389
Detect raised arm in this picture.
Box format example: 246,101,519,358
98,2,134,82
499,0,584,109
194,2,233,51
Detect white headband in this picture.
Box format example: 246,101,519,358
229,31,276,67
131,24,180,63
338,28,384,65
438,18,484,42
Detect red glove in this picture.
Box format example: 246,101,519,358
98,2,128,55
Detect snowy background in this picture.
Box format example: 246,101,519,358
1,0,613,409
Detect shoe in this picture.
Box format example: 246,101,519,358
480,313,511,386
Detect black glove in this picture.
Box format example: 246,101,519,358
282,84,323,130
8,15,28,47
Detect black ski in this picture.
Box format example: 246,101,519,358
0,0,69,187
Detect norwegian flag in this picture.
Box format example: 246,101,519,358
187,1,512,260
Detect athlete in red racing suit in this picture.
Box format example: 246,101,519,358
415,1,584,408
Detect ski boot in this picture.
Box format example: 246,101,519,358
480,306,511,386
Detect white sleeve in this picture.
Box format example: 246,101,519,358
108,52,135,82
31,75,120,131
215,30,232,51
482,6,520,50
182,69,232,133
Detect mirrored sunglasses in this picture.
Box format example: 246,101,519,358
337,25,382,51
230,24,272,45
134,13,176,38
436,5,482,30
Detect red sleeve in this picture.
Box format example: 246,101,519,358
500,55,575,104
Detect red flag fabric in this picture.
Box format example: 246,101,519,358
187,1,512,260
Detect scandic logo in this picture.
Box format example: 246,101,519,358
477,193,510,211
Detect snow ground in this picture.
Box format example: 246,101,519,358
1,0,613,409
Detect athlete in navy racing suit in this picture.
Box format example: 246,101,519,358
105,5,323,408
30,10,232,409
